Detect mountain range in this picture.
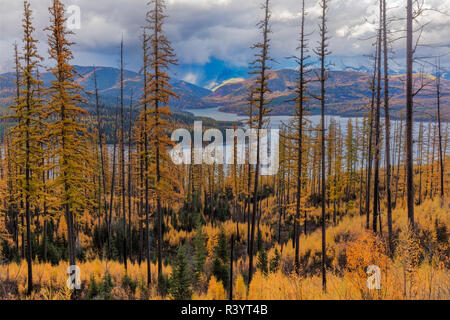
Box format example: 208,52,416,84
174,57,450,89
0,65,448,120
207,69,450,119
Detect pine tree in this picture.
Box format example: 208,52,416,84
169,245,192,300
213,229,229,288
193,224,207,279
256,228,263,253
257,244,268,276
269,247,280,273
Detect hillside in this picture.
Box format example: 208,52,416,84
205,69,450,120
0,65,213,111
1,197,448,300
1,66,449,120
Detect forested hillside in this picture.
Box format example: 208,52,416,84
2,67,449,120
208,69,450,119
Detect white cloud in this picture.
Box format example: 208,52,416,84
182,72,199,84
0,0,448,74
167,0,231,8
336,26,349,37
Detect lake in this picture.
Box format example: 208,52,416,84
187,107,366,129
185,107,449,158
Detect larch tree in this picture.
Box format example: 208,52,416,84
45,0,91,269
143,0,179,282
9,0,44,295
7,43,21,256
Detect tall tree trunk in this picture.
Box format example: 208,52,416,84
394,115,403,207
406,0,415,227
316,0,330,293
120,38,128,271
108,111,119,260
248,0,270,285
417,121,424,204
229,234,234,301
382,0,393,252
366,47,377,229
128,95,134,261
435,58,444,198
373,3,382,234
93,67,109,257
294,0,307,275
142,30,151,285
155,14,163,281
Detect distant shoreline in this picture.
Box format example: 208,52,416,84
185,107,447,124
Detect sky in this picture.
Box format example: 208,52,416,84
0,0,449,88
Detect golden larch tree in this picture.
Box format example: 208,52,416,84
45,0,92,269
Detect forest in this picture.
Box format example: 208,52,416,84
0,0,448,300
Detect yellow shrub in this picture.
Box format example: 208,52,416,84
205,276,226,300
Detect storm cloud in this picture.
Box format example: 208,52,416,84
0,0,449,83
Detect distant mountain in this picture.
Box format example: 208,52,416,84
0,65,213,110
204,68,450,120
1,66,449,120
175,57,450,91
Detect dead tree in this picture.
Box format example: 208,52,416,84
382,0,393,252
373,1,382,234
405,0,414,227
294,0,310,275
248,0,272,285
435,57,444,198
313,0,331,293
